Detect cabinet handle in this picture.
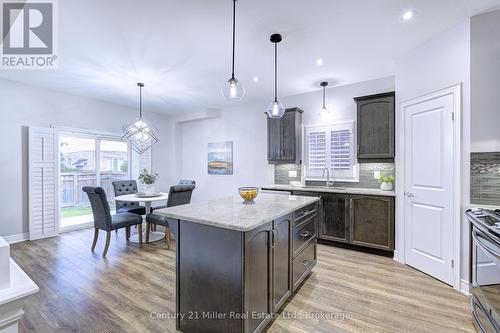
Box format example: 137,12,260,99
300,231,310,238
302,259,310,266
273,229,279,247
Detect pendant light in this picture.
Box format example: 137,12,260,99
121,83,159,154
221,0,245,101
320,81,330,118
266,33,285,118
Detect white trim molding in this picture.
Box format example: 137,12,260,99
460,279,470,296
1,233,28,245
395,84,462,292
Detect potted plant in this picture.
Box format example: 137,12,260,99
378,173,395,191
138,169,158,195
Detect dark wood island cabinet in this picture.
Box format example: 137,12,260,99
156,195,319,333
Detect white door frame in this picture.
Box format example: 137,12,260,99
395,84,462,292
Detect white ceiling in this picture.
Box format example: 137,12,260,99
1,0,499,115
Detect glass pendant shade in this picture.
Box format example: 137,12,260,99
122,83,159,154
221,77,245,101
320,106,330,119
266,99,286,118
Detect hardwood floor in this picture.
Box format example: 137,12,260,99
11,228,474,333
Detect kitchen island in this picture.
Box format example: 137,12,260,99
155,194,319,333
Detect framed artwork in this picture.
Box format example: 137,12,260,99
207,141,233,175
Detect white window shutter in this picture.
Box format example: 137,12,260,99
29,127,59,240
307,131,327,170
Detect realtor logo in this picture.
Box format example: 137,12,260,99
1,0,57,68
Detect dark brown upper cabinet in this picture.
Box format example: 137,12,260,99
267,107,303,164
354,92,395,161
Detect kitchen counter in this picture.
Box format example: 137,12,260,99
155,193,319,232
261,184,396,197
155,194,319,333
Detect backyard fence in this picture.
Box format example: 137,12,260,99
60,172,128,207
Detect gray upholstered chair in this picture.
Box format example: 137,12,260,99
146,184,195,248
112,180,147,215
152,179,196,211
83,186,143,256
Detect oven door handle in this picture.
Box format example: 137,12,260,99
471,297,491,333
472,229,500,259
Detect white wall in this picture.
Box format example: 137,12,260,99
0,78,172,238
471,9,500,152
395,20,471,290
177,77,394,202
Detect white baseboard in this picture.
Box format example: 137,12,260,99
460,278,471,296
393,250,404,264
1,233,28,244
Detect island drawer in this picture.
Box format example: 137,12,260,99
292,241,317,291
293,203,317,227
292,216,316,258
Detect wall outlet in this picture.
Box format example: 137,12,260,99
374,171,381,179
289,170,297,178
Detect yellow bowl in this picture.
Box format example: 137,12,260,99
238,187,259,204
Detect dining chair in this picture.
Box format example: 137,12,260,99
152,180,195,211
112,180,147,215
83,186,143,257
146,184,195,248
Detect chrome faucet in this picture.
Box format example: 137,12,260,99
322,167,334,187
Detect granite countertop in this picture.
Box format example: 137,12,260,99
261,184,396,197
154,194,319,232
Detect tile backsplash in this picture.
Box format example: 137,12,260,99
274,163,395,189
471,152,500,205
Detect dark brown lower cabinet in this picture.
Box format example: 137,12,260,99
349,195,394,251
290,190,394,252
321,194,349,243
244,222,273,333
271,215,292,312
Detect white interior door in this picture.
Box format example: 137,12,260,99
403,92,455,285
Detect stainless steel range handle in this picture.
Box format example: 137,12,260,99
471,298,489,333
472,229,500,259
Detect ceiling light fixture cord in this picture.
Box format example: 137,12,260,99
231,0,236,79
323,84,326,108
274,41,277,101
139,84,143,118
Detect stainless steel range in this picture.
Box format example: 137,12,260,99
467,208,500,333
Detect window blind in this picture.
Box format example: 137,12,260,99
305,122,357,181
330,129,351,170
307,131,326,170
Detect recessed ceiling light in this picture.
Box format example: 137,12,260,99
401,10,415,21
253,76,259,82
316,58,323,66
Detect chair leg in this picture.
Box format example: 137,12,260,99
166,227,171,250
91,228,99,251
138,224,143,246
146,222,150,243
103,231,111,257
153,224,157,232
126,226,130,240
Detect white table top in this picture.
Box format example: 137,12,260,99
115,193,169,203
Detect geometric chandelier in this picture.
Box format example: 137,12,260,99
121,82,159,154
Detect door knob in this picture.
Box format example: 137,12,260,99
406,192,414,198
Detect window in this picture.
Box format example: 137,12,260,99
305,122,358,181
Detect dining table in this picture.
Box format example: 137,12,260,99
114,192,169,243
